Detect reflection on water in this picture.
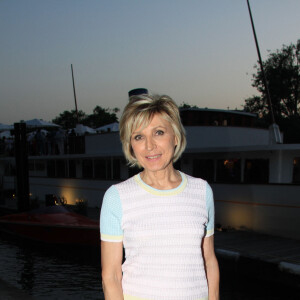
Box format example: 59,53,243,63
0,232,103,299
0,232,299,299
18,248,35,292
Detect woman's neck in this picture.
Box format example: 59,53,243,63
140,166,181,190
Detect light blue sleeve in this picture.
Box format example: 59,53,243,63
100,185,123,242
205,182,215,237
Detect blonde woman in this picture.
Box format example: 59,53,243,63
100,94,219,300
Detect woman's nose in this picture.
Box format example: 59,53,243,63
145,137,156,151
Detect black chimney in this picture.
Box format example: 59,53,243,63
128,88,148,97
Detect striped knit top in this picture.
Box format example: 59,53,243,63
100,171,215,300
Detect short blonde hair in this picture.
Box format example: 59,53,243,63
119,94,186,167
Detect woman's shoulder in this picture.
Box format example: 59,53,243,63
182,173,214,202
182,172,208,187
110,174,138,191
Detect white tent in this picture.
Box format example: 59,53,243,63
0,131,12,138
24,119,60,129
96,122,119,133
74,124,97,136
0,123,13,132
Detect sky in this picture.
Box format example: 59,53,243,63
0,0,300,125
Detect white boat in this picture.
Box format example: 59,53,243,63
1,107,300,240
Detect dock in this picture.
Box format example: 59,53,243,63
215,229,300,290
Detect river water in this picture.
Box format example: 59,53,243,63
0,232,299,300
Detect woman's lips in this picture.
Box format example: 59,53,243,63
145,154,162,160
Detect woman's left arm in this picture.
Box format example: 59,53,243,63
203,235,220,300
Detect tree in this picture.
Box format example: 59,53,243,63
52,110,86,129
179,102,200,109
244,40,300,121
52,106,119,129
83,106,119,128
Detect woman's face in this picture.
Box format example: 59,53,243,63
131,113,177,173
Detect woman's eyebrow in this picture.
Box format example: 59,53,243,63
132,125,167,135
131,130,141,135
151,125,168,130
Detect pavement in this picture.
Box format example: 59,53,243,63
214,229,300,289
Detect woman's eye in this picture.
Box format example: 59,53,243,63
134,135,142,141
156,130,164,135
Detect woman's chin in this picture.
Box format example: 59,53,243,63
142,161,173,173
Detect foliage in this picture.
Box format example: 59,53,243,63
244,40,300,121
52,106,119,129
277,115,300,143
179,102,200,109
52,110,86,129
244,40,300,142
82,106,119,128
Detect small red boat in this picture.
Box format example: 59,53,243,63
0,206,100,246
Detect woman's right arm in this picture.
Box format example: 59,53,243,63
101,240,124,299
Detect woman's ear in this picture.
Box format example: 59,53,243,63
174,135,178,146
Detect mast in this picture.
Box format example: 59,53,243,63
71,64,79,124
246,0,282,143
246,0,275,124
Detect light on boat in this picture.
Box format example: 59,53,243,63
58,187,77,205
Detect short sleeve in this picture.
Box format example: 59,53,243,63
100,185,123,242
205,182,215,237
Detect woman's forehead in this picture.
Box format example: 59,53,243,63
132,113,171,134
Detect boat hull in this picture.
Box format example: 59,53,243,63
0,206,100,246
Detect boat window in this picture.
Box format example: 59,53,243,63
173,159,182,171
128,165,142,177
4,162,15,176
35,161,46,171
216,159,241,183
32,160,46,171
193,159,214,182
113,158,121,180
82,159,93,179
94,158,121,180
94,159,107,179
244,159,269,183
56,160,66,178
29,161,35,171
107,159,112,179
293,158,300,183
68,159,76,178
47,160,55,177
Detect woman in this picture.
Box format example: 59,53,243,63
100,94,219,300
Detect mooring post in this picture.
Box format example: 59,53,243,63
14,122,30,211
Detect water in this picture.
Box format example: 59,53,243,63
0,232,299,300
0,232,104,299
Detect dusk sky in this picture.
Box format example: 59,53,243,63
1,0,300,124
